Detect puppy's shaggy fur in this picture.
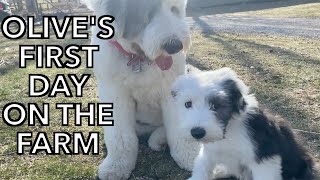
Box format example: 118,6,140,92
83,0,199,179
171,68,315,180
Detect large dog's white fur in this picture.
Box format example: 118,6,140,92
84,0,199,179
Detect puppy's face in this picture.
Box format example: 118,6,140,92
87,0,190,70
171,68,247,143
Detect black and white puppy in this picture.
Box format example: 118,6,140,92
171,68,315,180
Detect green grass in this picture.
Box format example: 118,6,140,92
233,3,320,18
1,27,320,179
0,28,103,179
188,31,320,159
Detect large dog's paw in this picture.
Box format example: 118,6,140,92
148,127,167,151
98,157,133,180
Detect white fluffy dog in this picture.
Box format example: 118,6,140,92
171,68,315,180
84,0,199,179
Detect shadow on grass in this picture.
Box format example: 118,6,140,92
187,56,211,71
189,16,317,132
187,0,320,17
0,61,19,76
230,37,320,66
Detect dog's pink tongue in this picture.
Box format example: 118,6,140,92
155,55,173,71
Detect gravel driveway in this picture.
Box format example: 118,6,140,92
187,15,320,38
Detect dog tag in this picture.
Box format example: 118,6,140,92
132,59,142,73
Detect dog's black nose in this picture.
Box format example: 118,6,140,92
163,39,183,55
191,127,206,139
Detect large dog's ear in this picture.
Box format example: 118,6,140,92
108,0,160,40
85,0,161,40
80,0,100,11
81,0,125,34
102,0,125,38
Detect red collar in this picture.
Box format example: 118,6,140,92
109,40,146,66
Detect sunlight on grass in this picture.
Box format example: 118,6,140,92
0,29,104,179
233,3,320,18
189,31,320,159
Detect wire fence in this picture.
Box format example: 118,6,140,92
8,0,83,16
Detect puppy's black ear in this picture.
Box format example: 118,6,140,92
222,79,247,112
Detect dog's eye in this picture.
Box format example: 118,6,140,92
171,6,180,15
185,101,192,108
171,90,177,98
209,104,215,111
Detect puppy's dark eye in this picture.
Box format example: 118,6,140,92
171,6,180,15
209,104,215,111
185,101,192,108
171,90,177,98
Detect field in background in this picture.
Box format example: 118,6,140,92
232,3,320,17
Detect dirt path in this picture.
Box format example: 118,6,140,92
187,15,320,38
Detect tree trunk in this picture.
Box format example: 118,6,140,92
25,0,39,14
16,0,23,11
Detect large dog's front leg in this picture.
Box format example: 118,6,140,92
148,126,167,151
162,99,200,171
97,84,138,180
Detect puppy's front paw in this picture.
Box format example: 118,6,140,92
148,127,167,151
170,143,200,171
98,157,133,180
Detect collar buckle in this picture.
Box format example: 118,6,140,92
109,40,146,73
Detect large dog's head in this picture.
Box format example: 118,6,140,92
171,68,254,143
85,0,190,70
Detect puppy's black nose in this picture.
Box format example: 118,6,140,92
191,127,206,139
163,39,183,55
